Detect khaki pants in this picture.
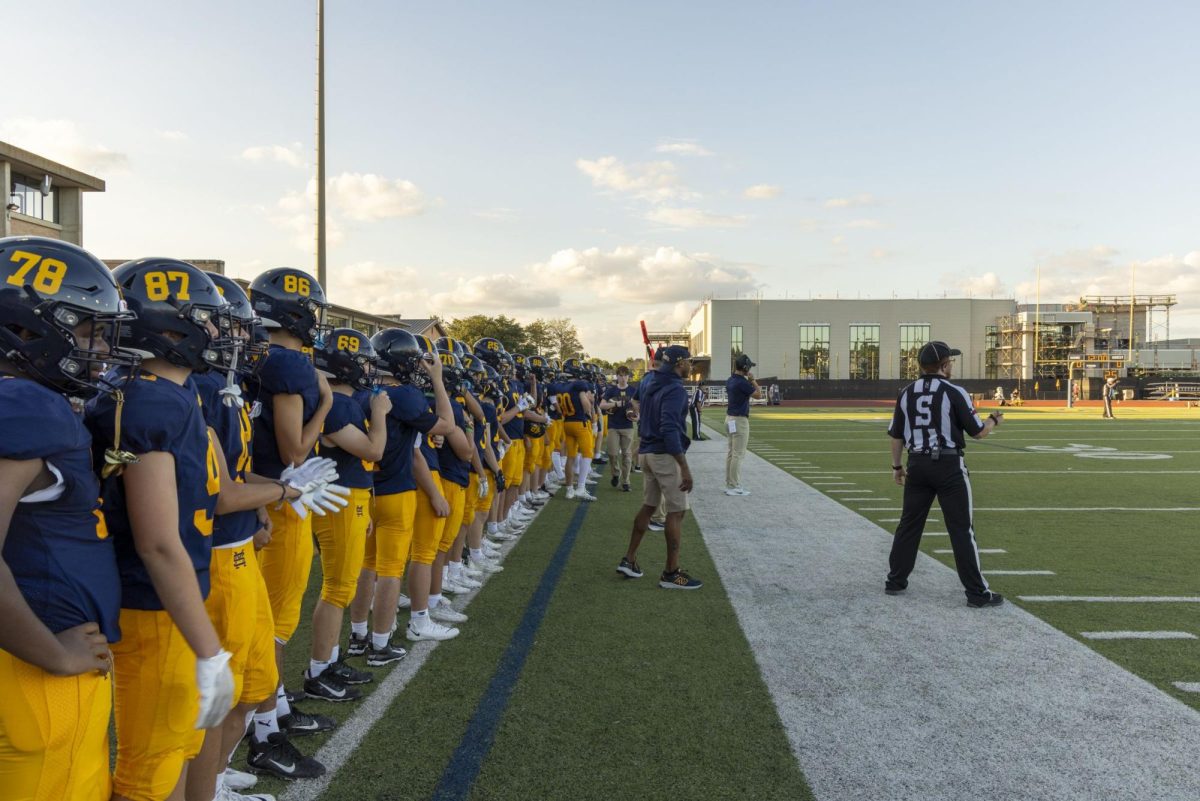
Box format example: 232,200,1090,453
606,428,634,484
725,415,749,489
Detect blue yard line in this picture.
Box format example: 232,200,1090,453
431,502,590,801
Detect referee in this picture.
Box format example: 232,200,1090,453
884,340,1005,607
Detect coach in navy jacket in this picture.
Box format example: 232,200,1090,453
618,346,703,590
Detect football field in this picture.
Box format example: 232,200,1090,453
706,403,1200,712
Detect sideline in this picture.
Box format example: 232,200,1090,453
688,425,1200,801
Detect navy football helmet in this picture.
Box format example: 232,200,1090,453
206,272,266,370
248,267,329,347
473,337,507,367
0,236,139,397
314,328,377,391
437,349,464,393
371,328,424,382
112,258,234,373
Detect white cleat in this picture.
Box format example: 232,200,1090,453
491,530,519,542
430,603,469,624
575,489,598,502
474,557,504,574
566,486,577,500
406,619,459,641
222,768,258,792
454,573,483,589
396,592,411,610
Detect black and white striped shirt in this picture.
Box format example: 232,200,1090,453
888,375,985,452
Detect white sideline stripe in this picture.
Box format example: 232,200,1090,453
1019,596,1200,603
812,482,857,485
880,517,941,523
846,496,890,502
1173,683,1200,692
1082,631,1197,640
923,532,949,536
279,506,542,801
985,570,1055,576
828,489,872,494
976,507,1200,512
937,548,1006,554
798,470,1200,475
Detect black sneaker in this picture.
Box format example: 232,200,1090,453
616,557,643,578
327,659,374,685
647,521,665,532
247,732,326,780
659,569,703,590
884,581,906,596
967,591,1005,608
303,668,362,702
278,705,335,736
346,632,369,657
611,475,619,487
632,464,642,473
283,687,304,705
621,483,631,492
366,641,408,667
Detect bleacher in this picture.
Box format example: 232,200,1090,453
1145,382,1200,401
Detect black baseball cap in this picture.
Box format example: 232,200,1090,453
658,345,692,367
917,340,961,366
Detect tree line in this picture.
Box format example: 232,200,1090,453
442,314,644,372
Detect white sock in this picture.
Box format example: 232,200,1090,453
429,593,443,609
470,547,484,562
253,711,279,744
448,560,463,578
371,631,389,649
487,522,499,534
275,685,291,718
411,609,429,625
309,658,330,678
351,620,368,637
331,644,340,662
577,459,592,491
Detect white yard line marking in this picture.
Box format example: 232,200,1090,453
804,470,1200,475
879,517,941,523
936,548,1006,554
985,570,1055,576
828,489,873,494
1173,683,1200,693
812,482,857,485
1019,596,1200,603
976,507,1200,512
1081,631,1197,640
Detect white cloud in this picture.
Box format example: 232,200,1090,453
942,271,1009,297
870,248,894,261
534,245,757,304
824,193,876,209
328,173,429,221
1014,247,1200,312
830,235,846,246
325,261,427,315
474,207,520,222
0,118,128,174
575,155,695,202
654,140,713,157
431,274,561,312
155,130,189,142
743,184,782,200
241,143,305,168
645,207,749,229
273,179,343,251
845,218,882,229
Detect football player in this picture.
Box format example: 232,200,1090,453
306,329,390,700
0,237,137,801
456,357,507,571
189,273,336,796
86,258,237,801
559,358,597,501
244,266,336,761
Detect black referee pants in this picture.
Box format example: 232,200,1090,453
886,453,990,601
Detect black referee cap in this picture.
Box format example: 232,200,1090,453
917,340,961,366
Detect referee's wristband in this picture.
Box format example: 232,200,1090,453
891,465,903,471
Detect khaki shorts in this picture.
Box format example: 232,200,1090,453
640,452,690,514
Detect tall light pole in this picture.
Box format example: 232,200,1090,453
316,0,327,290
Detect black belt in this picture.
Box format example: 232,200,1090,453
908,448,964,457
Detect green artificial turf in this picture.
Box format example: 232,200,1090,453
704,406,1200,711
250,471,810,800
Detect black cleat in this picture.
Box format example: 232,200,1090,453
621,483,631,492
247,732,326,780
611,475,619,487
366,641,408,667
303,669,362,703
278,705,335,736
967,592,1005,608
346,633,369,657
616,557,643,578
327,659,374,685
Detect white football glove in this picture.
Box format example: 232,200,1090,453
497,442,509,460
478,474,490,499
195,650,235,729
290,482,352,518
281,457,339,489
516,396,530,412
219,381,244,409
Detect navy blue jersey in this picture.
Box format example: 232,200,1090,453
87,369,219,609
726,374,755,417
559,379,592,423
192,372,259,547
250,345,320,478
375,384,439,495
322,393,373,490
437,399,471,487
603,385,636,430
502,378,526,439
1,378,122,642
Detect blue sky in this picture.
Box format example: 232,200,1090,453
7,1,1200,358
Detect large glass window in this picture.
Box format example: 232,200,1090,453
730,325,743,372
898,323,931,379
9,173,57,223
849,324,880,380
798,324,830,379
